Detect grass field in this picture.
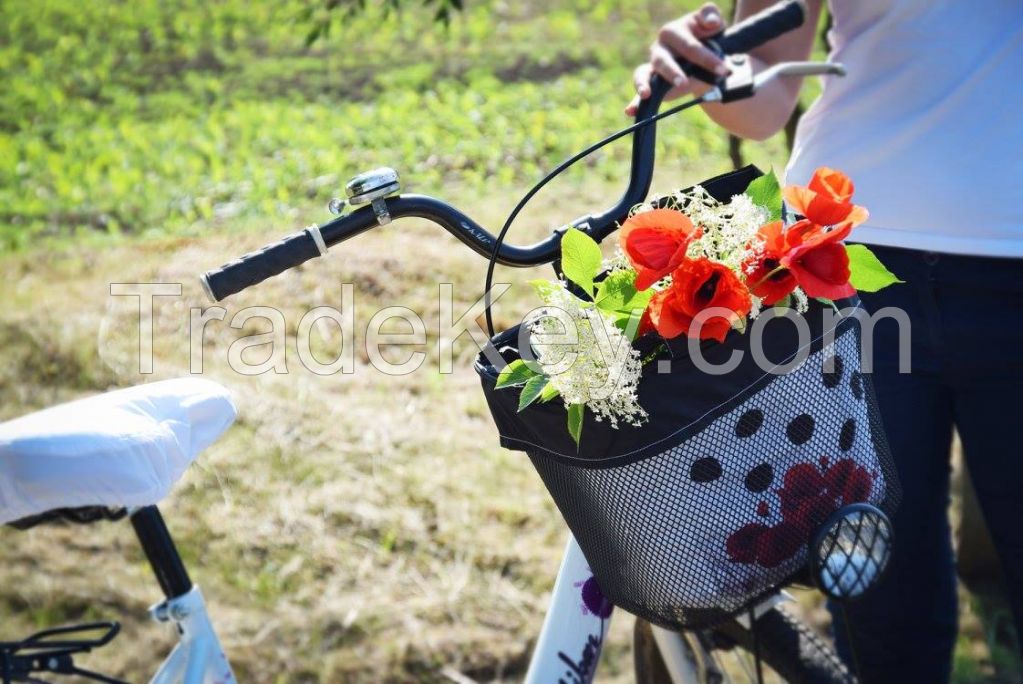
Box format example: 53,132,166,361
0,0,1018,681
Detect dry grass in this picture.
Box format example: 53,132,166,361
1,175,1018,682
0,179,664,682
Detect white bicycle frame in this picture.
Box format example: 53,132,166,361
524,534,791,684
524,537,612,683
120,505,238,684
148,586,236,684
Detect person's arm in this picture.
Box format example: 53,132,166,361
625,0,822,141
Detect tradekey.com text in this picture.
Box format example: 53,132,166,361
109,282,912,379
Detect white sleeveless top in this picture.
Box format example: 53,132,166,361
785,0,1023,257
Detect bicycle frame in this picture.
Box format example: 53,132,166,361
130,507,237,684
527,536,792,683
524,536,612,683
149,587,235,684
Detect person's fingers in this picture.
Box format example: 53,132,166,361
650,43,690,91
625,94,641,116
626,63,652,115
633,63,652,99
627,2,730,116
658,21,729,77
692,2,724,37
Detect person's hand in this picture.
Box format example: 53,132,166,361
625,2,732,116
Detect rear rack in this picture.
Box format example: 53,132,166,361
0,621,126,684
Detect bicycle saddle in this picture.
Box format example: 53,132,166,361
0,378,235,525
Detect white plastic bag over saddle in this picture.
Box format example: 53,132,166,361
0,378,236,525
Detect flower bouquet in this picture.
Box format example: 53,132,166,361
493,165,900,447
475,165,902,628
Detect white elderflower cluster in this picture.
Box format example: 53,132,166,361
601,244,631,273
632,187,768,274
528,286,647,429
749,294,764,319
792,286,809,313
675,187,768,272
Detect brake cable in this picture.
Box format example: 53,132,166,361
482,88,721,337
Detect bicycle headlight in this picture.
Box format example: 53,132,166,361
810,503,893,601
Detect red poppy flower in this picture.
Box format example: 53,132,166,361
745,219,856,301
619,209,700,290
780,219,856,300
783,167,869,228
646,258,752,342
744,221,798,305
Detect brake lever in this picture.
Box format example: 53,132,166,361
754,60,847,86
707,59,846,104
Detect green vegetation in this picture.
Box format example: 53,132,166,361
0,0,776,249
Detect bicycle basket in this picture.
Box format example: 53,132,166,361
474,168,901,629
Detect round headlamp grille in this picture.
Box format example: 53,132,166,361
811,503,893,601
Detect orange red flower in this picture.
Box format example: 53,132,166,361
624,167,870,342
745,221,798,305
745,218,855,303
783,167,868,228
781,219,855,300
619,209,700,290
647,258,751,342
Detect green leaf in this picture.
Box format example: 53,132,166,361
517,375,549,412
495,359,539,388
846,244,904,292
539,382,560,403
595,270,652,311
560,228,603,296
610,309,644,336
746,169,782,222
609,306,650,342
595,270,636,309
814,297,838,311
595,270,654,340
567,403,584,449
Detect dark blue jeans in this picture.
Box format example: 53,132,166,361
830,245,1023,683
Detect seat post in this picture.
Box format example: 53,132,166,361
130,506,193,600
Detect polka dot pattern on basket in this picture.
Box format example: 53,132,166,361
823,354,844,388
735,409,764,438
786,413,815,445
840,418,856,452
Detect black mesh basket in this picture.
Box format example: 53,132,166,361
474,168,901,630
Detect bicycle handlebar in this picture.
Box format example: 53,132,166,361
201,0,808,302
715,0,806,56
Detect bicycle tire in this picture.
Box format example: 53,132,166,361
634,605,854,684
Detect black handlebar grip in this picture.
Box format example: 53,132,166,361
644,0,806,103
715,0,806,55
201,228,323,301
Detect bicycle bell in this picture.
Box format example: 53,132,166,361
331,167,401,225
810,503,893,601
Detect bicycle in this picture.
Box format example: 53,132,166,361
0,379,239,683
0,2,891,682
198,3,897,682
